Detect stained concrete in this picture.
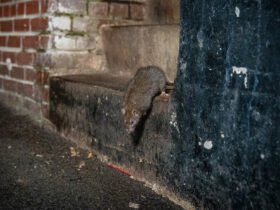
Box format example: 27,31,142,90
170,0,280,209
101,24,179,82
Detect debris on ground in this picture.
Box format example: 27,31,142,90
87,150,95,159
77,160,86,171
69,146,79,157
129,202,140,209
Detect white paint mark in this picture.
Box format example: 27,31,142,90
232,66,247,74
203,140,213,150
5,58,12,71
260,153,265,159
235,7,240,18
221,133,225,138
180,62,187,71
197,30,204,49
232,66,248,88
170,112,180,133
198,141,202,146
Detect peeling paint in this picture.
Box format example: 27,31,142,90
235,7,240,17
203,140,213,150
232,66,248,88
197,30,204,49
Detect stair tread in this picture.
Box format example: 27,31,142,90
53,73,131,92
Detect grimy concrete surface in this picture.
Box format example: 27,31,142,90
0,104,183,210
102,24,179,82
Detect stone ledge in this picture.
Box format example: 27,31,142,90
49,74,174,189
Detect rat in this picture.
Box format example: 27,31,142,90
121,66,167,134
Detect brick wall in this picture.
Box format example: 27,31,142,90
0,0,51,118
0,0,145,119
47,0,145,75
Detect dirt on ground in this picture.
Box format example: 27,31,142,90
0,104,183,210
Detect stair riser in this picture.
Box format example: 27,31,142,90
102,25,179,82
50,77,175,184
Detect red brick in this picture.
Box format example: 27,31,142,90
41,0,48,13
23,36,39,49
34,70,49,85
0,0,13,3
0,6,2,18
41,0,56,13
17,52,33,65
41,103,49,118
42,71,49,85
42,87,49,102
14,19,29,31
26,0,39,15
0,64,9,76
3,79,17,92
110,3,129,19
7,36,21,48
10,5,16,16
17,2,25,16
30,17,48,31
3,5,10,17
2,52,16,63
11,66,24,79
17,83,33,98
34,85,49,102
39,36,49,48
0,37,6,46
25,68,36,81
0,20,13,32
88,2,108,17
130,4,144,20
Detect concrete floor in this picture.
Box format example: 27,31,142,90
0,104,183,210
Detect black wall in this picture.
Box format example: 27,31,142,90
171,0,280,209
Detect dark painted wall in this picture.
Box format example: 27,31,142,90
171,0,280,209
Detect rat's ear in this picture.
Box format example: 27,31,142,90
121,108,126,115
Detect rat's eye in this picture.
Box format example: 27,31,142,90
130,120,135,125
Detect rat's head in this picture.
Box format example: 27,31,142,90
121,107,141,134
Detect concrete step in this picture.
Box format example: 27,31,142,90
101,25,179,82
49,74,192,209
